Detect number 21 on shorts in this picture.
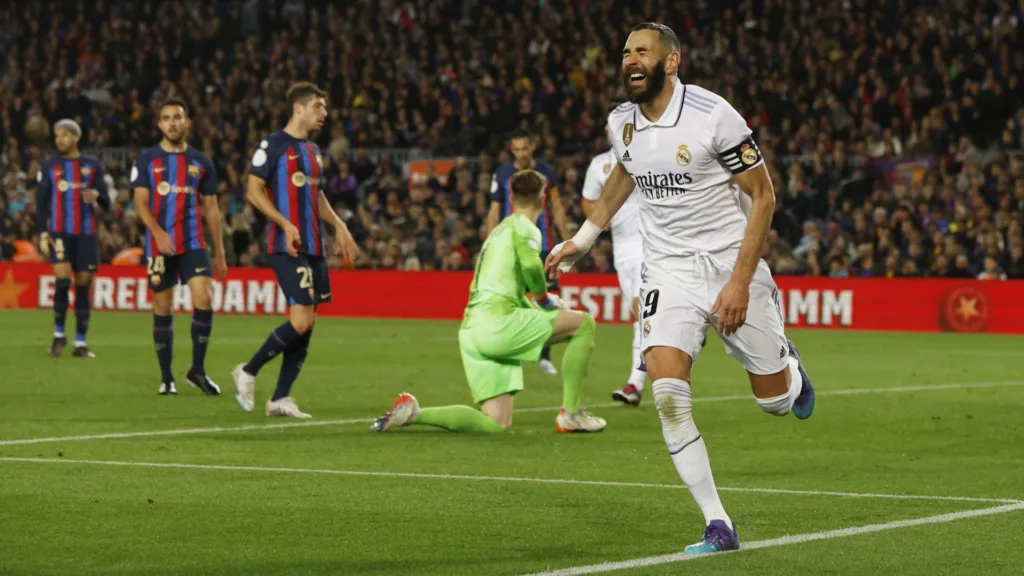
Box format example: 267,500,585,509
296,266,313,288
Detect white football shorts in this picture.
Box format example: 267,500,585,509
638,249,789,375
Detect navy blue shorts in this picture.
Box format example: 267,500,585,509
49,234,98,273
146,250,213,293
268,253,332,306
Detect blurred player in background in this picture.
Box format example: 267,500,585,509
233,82,358,419
547,23,816,555
581,128,648,406
37,119,110,358
373,169,605,434
486,128,569,375
132,98,226,396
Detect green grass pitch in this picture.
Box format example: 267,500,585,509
0,309,1022,575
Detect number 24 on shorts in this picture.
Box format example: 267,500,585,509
147,256,166,275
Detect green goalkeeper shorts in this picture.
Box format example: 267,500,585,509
459,306,559,404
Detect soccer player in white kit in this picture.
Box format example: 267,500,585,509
580,140,649,405
547,22,816,555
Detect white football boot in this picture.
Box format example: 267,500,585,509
232,364,255,412
538,359,558,375
371,393,420,432
265,396,312,418
555,408,607,433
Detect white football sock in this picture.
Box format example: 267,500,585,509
652,378,732,530
627,320,646,389
755,356,803,416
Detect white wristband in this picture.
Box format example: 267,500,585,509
572,220,602,252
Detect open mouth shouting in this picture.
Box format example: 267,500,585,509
627,69,647,88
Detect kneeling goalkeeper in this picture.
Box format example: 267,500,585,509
373,169,605,433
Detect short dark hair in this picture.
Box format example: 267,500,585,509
632,22,681,53
158,97,189,117
287,82,327,107
509,169,545,205
507,127,534,143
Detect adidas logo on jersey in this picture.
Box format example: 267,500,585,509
622,151,632,162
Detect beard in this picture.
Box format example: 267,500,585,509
622,59,668,104
161,131,185,145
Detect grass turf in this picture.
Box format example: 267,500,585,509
0,309,1022,575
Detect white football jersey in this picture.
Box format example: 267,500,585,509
581,148,643,261
606,79,764,272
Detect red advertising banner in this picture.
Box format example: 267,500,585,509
1,263,1023,334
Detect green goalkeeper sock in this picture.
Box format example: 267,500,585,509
415,405,506,433
560,314,596,413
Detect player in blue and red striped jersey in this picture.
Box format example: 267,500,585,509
36,119,111,359
232,82,359,419
486,128,571,375
131,98,227,397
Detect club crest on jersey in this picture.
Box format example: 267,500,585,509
676,144,692,166
80,167,91,176
622,123,634,146
603,163,612,175
741,144,759,165
188,165,200,177
157,181,171,196
57,180,69,192
291,172,307,187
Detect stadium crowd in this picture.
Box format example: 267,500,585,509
1,0,1023,279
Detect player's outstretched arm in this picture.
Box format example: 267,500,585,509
318,190,359,263
545,162,634,277
485,201,501,235
245,175,289,228
729,164,774,285
710,163,774,336
587,162,635,229
86,164,112,210
245,174,300,256
202,195,227,279
199,160,227,278
36,168,52,256
133,187,174,256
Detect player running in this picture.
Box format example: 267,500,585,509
581,132,649,405
232,82,359,419
132,98,227,396
37,119,110,358
546,22,816,555
486,128,570,376
373,169,605,434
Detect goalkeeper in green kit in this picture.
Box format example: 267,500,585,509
372,169,606,434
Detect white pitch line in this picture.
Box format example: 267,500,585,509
0,457,1018,504
0,380,1020,447
523,501,1024,576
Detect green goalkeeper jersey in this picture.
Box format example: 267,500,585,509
463,213,549,324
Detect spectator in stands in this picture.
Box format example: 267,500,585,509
0,0,1021,282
